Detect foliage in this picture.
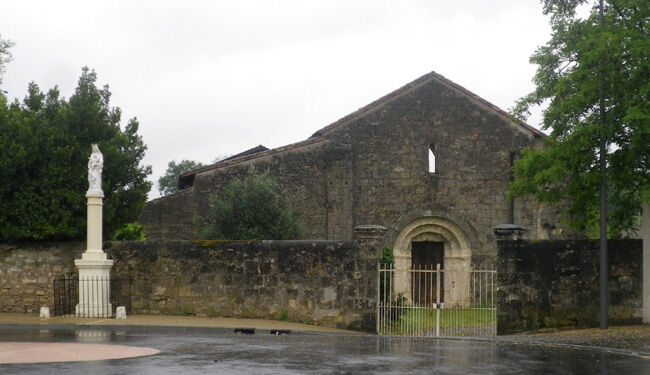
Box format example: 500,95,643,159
396,308,496,331
197,167,303,240
158,159,204,195
0,34,13,85
0,67,151,241
380,247,394,264
509,0,650,236
380,293,408,323
113,222,147,241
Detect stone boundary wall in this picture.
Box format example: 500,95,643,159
0,242,84,313
0,234,384,331
497,239,642,334
107,240,378,330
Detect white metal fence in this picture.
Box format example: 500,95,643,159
377,263,496,337
53,274,132,318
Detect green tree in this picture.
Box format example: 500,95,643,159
197,167,303,240
158,159,204,195
113,222,147,241
0,34,13,85
0,67,151,241
509,0,650,236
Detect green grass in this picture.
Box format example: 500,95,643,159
379,308,496,335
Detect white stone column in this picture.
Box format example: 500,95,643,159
641,203,650,324
75,145,113,318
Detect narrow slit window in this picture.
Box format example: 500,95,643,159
428,147,436,173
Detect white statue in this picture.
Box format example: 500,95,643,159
88,144,103,193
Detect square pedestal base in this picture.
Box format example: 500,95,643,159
75,258,114,318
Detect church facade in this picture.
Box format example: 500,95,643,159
140,71,567,269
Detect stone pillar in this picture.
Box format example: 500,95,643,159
493,224,527,241
353,225,387,332
353,225,388,259
641,203,650,324
74,145,113,318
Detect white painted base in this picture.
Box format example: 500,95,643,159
75,303,113,318
75,258,114,318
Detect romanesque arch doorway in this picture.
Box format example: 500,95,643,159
411,241,444,304
392,216,472,306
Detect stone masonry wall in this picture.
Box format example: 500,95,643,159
0,237,382,331
141,73,571,264
140,140,350,241
321,77,570,260
0,242,83,313
497,239,642,334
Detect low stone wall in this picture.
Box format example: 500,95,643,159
497,239,642,334
0,236,383,331
0,242,84,313
106,240,378,330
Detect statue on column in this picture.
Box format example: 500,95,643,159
88,144,103,194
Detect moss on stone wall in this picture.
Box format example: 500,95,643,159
0,240,379,331
497,239,642,334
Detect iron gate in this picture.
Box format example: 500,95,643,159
377,263,496,336
53,273,133,317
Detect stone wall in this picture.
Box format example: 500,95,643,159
0,232,384,331
140,72,571,264
141,140,346,241
497,239,642,334
0,242,83,313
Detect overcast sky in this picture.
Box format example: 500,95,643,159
1,0,553,199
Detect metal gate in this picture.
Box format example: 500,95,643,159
53,273,133,317
377,263,496,336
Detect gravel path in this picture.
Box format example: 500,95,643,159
501,325,650,357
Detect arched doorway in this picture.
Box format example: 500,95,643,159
392,216,472,306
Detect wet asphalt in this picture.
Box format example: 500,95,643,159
0,325,648,374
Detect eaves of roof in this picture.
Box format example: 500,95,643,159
179,136,326,179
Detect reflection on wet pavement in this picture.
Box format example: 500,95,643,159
0,326,647,374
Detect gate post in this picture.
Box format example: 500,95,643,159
354,225,387,333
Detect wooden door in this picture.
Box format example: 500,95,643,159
411,241,444,305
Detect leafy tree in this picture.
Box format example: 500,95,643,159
0,34,13,85
113,222,147,241
158,159,204,195
509,0,650,237
0,67,151,241
197,167,303,240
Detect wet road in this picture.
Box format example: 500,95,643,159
0,325,647,374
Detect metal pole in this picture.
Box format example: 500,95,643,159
376,262,380,334
598,0,608,330
436,263,440,337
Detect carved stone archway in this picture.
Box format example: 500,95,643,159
392,216,472,306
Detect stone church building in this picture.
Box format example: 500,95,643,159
141,71,565,272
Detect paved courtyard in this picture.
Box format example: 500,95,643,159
0,314,648,374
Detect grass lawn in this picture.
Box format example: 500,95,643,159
379,308,496,335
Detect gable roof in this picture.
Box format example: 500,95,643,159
177,145,268,189
219,145,269,163
175,70,544,190
177,137,325,187
310,70,545,139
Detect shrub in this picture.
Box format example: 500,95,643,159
113,222,146,241
197,167,303,240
